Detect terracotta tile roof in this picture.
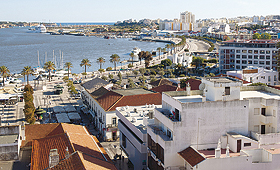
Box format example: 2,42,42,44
185,79,201,90
149,78,175,87
178,146,205,167
108,93,162,111
96,91,123,111
23,123,64,147
27,123,117,170
31,133,73,170
90,86,109,99
151,84,184,94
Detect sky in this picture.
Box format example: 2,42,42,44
0,0,279,23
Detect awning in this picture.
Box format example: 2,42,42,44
56,113,71,123
64,105,77,113
67,112,81,120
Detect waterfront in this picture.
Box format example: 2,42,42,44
0,27,167,74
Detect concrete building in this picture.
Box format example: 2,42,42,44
227,66,279,85
172,52,193,67
81,83,162,141
0,124,25,160
116,105,161,170
146,77,280,170
219,39,279,73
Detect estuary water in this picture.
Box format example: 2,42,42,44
0,27,166,74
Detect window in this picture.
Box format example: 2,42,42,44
112,117,117,126
148,135,156,154
254,108,259,115
242,55,247,59
175,108,180,121
242,50,247,53
248,55,252,59
225,87,230,95
266,50,271,54
242,60,247,64
236,55,240,58
167,129,172,139
250,77,252,82
261,108,266,116
248,50,252,53
244,143,251,147
254,55,258,59
254,61,258,64
248,60,252,64
260,55,265,59
254,50,258,54
236,65,240,69
274,75,277,81
266,61,270,65
260,61,264,65
268,76,271,82
266,56,270,59
260,50,265,54
122,133,126,148
236,60,240,64
236,50,240,53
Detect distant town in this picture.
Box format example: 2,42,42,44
1,11,280,170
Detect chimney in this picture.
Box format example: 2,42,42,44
215,139,221,158
65,147,70,159
186,82,191,96
226,144,230,157
49,149,59,167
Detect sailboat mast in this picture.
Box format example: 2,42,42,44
61,52,64,69
37,51,40,67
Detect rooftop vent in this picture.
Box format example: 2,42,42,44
49,149,59,168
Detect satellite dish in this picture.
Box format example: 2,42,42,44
199,83,205,90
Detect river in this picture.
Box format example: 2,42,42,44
0,27,167,74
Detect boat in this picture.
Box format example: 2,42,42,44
104,35,110,39
34,24,47,33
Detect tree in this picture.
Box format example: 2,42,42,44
117,72,122,80
143,51,153,68
43,61,55,82
106,67,112,71
138,75,147,86
253,33,261,39
108,74,113,80
158,71,165,77
23,84,35,124
191,57,204,69
126,72,130,79
0,66,10,87
101,75,108,81
128,78,135,88
157,47,162,59
64,62,72,78
98,68,105,74
22,66,33,84
133,70,139,78
80,59,91,74
260,33,271,39
129,52,134,66
128,63,133,68
97,57,105,69
110,54,120,71
139,68,146,75
161,59,172,69
165,44,171,54
138,51,145,65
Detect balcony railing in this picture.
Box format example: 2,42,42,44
155,108,180,122
148,125,172,141
106,123,118,128
260,115,273,124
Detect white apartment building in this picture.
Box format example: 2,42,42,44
227,66,279,85
116,105,161,170
171,52,192,67
146,77,280,170
219,39,279,73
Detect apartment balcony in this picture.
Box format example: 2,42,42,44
147,124,172,149
154,108,181,132
260,115,273,124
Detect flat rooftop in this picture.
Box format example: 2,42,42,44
174,95,203,103
204,77,241,83
198,149,240,159
0,134,18,144
240,90,280,100
113,88,154,96
117,105,161,133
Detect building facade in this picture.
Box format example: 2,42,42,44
219,39,279,73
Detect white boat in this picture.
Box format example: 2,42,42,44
33,67,46,75
30,24,47,33
130,47,141,61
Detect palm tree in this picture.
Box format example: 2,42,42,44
0,66,10,87
96,57,105,69
166,44,171,54
64,62,73,78
129,52,134,66
110,54,120,71
157,47,162,59
43,61,55,82
80,59,91,73
22,66,33,84
138,51,145,65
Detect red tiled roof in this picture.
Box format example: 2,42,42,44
178,146,205,167
27,123,117,170
108,93,162,111
151,84,184,94
31,133,73,170
96,91,123,111
185,79,201,90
